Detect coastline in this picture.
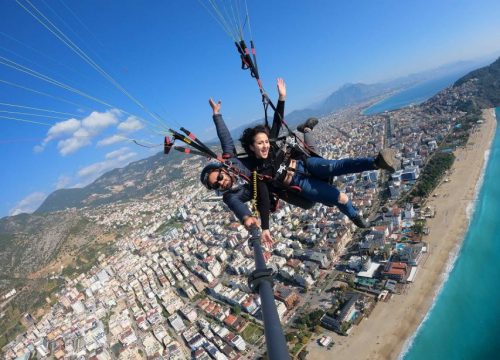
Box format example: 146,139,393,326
307,108,497,360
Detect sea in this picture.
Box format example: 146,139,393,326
371,80,500,359
398,107,500,359
363,72,468,115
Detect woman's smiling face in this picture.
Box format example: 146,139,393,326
250,132,270,159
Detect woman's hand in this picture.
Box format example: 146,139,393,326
277,78,286,101
209,98,222,115
261,229,274,249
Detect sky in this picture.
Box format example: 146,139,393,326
1,0,500,218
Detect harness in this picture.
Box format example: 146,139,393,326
272,135,311,189
162,34,320,204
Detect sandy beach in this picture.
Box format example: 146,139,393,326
307,108,497,360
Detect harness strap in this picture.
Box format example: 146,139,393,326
251,170,259,217
233,35,320,158
262,94,270,129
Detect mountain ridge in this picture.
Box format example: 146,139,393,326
34,58,500,215
0,57,495,219
225,57,491,139
1,56,499,283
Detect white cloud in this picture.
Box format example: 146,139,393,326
77,161,111,179
34,118,81,153
36,109,123,155
116,152,136,163
33,144,44,153
82,109,120,131
57,135,92,156
105,147,130,159
96,115,143,148
97,134,126,147
118,115,143,132
47,118,81,140
9,192,47,216
77,149,138,182
55,175,71,190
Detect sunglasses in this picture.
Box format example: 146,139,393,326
209,169,224,190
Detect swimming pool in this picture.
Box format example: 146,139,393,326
349,309,361,322
402,220,414,228
396,243,406,251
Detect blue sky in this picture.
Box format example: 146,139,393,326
1,0,499,218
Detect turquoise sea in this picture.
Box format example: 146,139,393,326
363,72,467,115
401,107,500,360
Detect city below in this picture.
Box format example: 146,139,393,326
1,61,498,360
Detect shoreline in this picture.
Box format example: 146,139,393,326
307,108,497,360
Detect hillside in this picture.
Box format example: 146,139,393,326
228,82,395,139
35,148,196,213
33,81,395,214
226,58,490,139
2,56,499,281
454,56,500,107
1,56,500,353
0,211,110,278
318,82,392,113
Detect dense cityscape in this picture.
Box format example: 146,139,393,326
1,77,485,359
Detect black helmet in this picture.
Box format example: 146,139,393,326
200,162,224,189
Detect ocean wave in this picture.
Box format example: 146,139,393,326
398,239,463,360
465,149,489,220
399,144,491,359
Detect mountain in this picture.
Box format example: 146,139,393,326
385,57,497,89
35,58,500,214
0,211,108,277
227,56,492,139
422,56,500,115
35,149,196,214
227,83,395,139
0,55,498,310
316,82,391,114
453,56,500,108
312,58,493,115
226,58,492,139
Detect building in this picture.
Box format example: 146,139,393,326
320,314,341,332
337,292,361,323
274,286,300,309
362,170,378,183
318,336,333,347
168,314,186,333
395,243,425,266
381,262,409,282
401,166,420,181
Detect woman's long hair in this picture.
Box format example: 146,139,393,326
239,125,269,156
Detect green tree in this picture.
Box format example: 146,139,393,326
232,305,241,316
412,222,425,235
340,321,351,335
286,332,297,343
